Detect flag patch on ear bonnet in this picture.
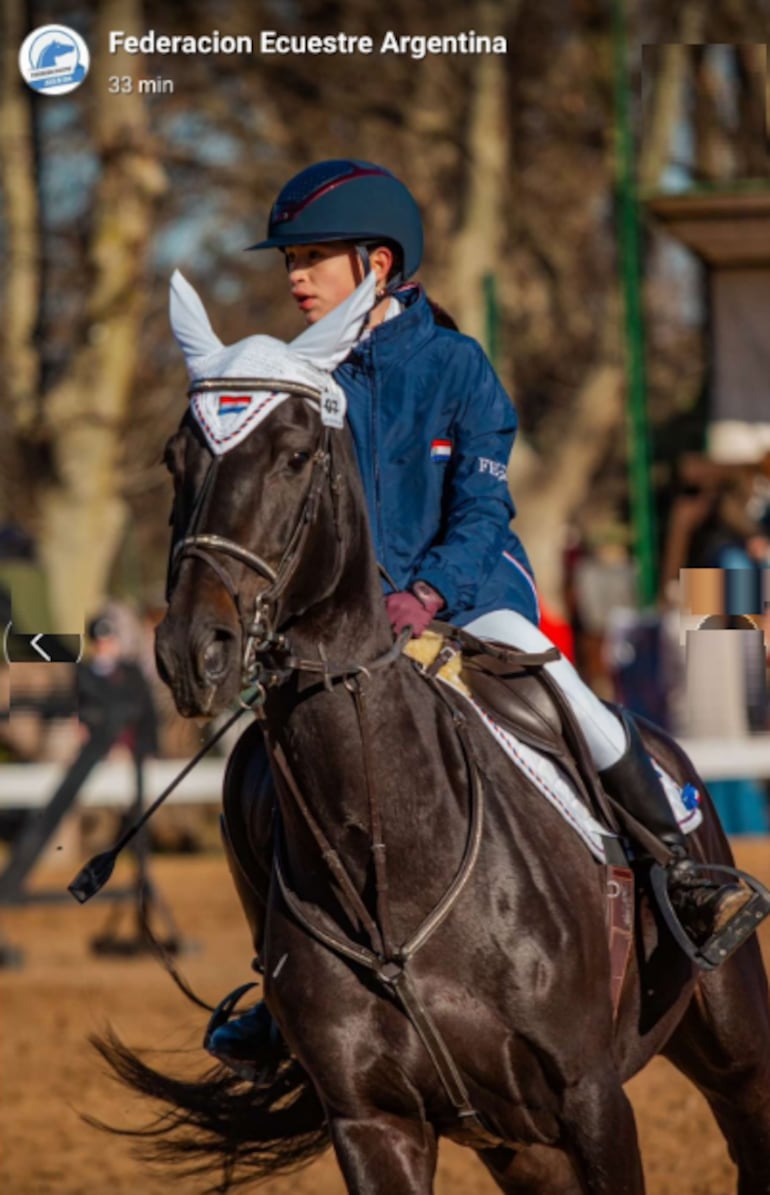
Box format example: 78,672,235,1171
218,394,251,416
191,389,289,455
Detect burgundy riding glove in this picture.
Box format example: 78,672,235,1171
385,581,445,638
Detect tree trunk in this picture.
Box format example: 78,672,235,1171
512,365,624,615
37,0,167,631
0,0,41,446
447,0,517,347
692,46,733,183
511,299,625,616
735,44,769,179
639,43,688,193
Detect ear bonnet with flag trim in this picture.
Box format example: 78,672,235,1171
169,268,376,454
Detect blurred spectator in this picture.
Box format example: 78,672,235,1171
78,613,159,761
605,608,671,728
687,488,769,572
661,453,770,592
566,529,639,704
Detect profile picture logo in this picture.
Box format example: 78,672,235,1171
18,24,90,96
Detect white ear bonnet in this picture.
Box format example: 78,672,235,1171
169,269,375,454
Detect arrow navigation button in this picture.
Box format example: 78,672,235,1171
3,626,83,664
30,634,52,662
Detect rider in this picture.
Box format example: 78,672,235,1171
207,159,756,1072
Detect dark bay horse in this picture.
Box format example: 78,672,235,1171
103,380,770,1195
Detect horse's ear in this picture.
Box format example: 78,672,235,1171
169,270,223,370
290,272,376,371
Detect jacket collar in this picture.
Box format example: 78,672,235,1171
346,284,434,364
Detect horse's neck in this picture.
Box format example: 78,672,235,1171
282,487,393,673
262,457,470,922
265,645,470,930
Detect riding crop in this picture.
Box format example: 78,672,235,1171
68,686,262,904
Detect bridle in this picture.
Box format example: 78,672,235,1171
168,377,338,691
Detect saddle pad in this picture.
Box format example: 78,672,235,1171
439,676,704,864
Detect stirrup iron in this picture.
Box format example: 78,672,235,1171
203,980,258,1051
650,862,770,970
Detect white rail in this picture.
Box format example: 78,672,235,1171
0,758,225,809
676,736,770,783
1,737,770,810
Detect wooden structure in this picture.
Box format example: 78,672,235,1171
647,190,770,463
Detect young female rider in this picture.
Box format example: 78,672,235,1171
207,159,754,1071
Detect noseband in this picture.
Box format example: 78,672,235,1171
168,377,336,689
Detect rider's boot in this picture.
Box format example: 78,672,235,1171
205,987,283,1082
598,711,758,965
205,779,282,1081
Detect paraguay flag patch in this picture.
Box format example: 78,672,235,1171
430,438,452,462
218,394,251,417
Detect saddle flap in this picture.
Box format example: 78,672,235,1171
460,653,566,756
407,630,619,840
457,645,622,841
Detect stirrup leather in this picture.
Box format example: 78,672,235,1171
650,862,770,970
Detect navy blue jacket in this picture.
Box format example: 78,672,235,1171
334,286,539,626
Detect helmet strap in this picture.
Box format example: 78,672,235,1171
356,243,372,277
356,241,403,301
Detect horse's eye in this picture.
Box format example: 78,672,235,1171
288,451,311,472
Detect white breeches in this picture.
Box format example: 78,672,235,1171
464,610,627,771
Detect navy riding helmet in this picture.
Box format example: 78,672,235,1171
248,159,424,282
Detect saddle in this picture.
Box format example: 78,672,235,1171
407,625,619,838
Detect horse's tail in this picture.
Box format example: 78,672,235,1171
88,1027,329,1191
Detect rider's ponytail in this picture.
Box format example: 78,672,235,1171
427,297,459,331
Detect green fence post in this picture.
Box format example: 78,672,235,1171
612,0,657,607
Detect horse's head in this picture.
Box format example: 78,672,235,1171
155,271,383,716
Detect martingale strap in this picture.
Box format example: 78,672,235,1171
267,699,502,1146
